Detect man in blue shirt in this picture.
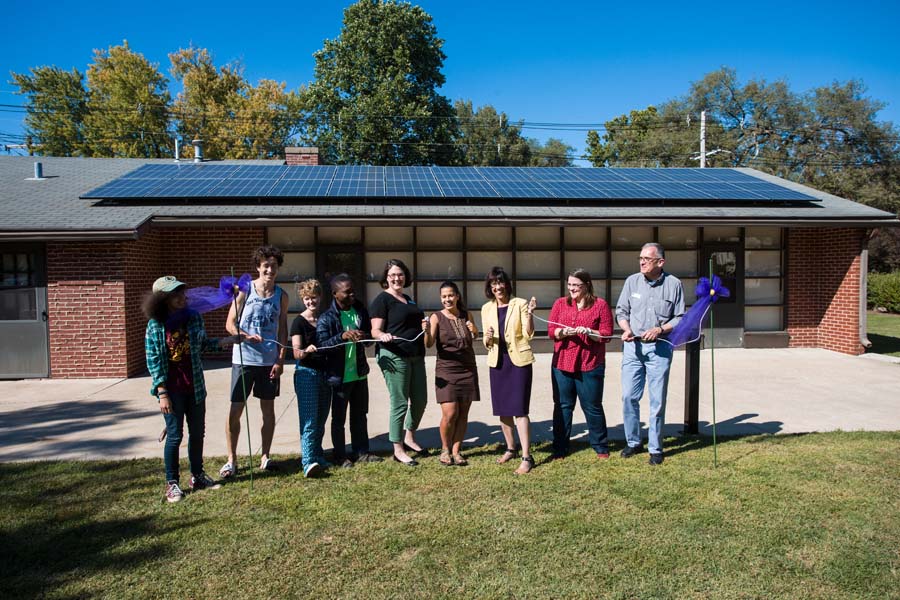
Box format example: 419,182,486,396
615,243,685,465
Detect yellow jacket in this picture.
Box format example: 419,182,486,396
481,297,535,368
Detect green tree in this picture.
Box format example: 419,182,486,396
170,46,304,159
528,137,575,167
83,41,171,157
453,100,530,166
300,0,459,165
586,68,900,211
10,66,89,156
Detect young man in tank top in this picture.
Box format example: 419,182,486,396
219,245,290,478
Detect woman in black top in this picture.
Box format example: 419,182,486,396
370,259,429,466
290,278,329,478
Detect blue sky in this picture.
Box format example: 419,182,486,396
3,0,898,163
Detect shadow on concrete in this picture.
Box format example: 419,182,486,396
0,399,154,460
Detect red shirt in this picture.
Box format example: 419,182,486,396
548,296,614,373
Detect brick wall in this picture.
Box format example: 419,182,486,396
786,228,865,355
47,226,265,378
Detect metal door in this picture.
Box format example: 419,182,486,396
317,246,366,302
0,244,49,378
700,243,744,348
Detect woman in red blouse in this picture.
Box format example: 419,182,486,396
547,268,614,460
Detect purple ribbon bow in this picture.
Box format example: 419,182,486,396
666,275,730,347
184,273,253,314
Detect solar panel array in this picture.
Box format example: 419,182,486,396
82,164,819,202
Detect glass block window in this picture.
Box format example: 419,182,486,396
517,226,560,249
467,251,513,280
417,227,463,249
516,251,560,278
318,226,362,244
564,251,607,279
365,252,414,282
745,306,783,331
467,227,512,249
658,226,699,249
417,252,463,280
267,227,314,249
611,226,654,249
565,226,607,249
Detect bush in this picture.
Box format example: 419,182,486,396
868,272,900,313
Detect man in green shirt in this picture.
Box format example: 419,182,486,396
316,274,383,467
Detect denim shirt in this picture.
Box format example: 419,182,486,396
615,271,685,337
145,311,220,405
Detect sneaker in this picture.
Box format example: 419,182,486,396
218,461,237,479
649,453,664,466
260,456,278,471
620,445,644,458
337,457,354,469
355,453,384,463
190,472,222,491
596,452,610,460
303,462,323,478
165,481,184,503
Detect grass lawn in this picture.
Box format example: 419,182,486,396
868,311,900,357
2,433,899,599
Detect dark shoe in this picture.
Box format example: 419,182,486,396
620,445,644,458
355,453,383,463
403,442,431,457
649,453,664,466
303,462,323,478
393,455,418,467
189,472,222,490
337,457,354,469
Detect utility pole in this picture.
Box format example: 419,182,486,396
700,110,706,168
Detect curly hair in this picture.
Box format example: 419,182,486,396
252,244,284,268
141,287,185,323
297,278,322,299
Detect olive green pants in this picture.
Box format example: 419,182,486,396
377,348,427,443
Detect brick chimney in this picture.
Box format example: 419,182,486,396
285,147,321,166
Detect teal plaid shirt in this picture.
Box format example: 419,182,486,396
145,311,221,405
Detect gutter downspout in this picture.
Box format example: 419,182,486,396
859,229,874,350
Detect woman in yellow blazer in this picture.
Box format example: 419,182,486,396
481,266,538,474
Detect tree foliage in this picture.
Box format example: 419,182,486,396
453,100,527,165
586,67,900,213
10,66,89,156
300,0,458,165
84,41,171,158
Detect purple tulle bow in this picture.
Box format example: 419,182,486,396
184,274,252,314
666,275,731,347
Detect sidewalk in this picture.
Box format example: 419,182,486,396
0,348,897,462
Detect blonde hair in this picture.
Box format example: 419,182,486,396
297,278,322,300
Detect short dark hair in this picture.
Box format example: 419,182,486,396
439,280,467,313
253,245,284,268
484,266,513,300
566,268,596,308
330,273,353,293
380,258,412,289
142,287,185,323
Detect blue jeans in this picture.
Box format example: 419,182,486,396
294,366,331,468
162,391,206,482
552,366,608,455
621,340,673,454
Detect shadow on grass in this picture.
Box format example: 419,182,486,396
867,332,900,356
0,461,207,598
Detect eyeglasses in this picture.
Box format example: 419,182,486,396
638,256,661,263
567,283,585,288
386,274,405,280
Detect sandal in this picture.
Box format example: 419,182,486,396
452,454,468,466
439,450,453,466
218,461,237,479
497,447,517,464
514,456,535,475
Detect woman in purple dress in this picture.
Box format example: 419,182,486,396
480,267,538,475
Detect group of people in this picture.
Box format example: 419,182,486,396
145,242,684,502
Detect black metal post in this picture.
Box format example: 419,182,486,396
683,338,701,434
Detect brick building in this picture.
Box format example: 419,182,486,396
1,152,895,379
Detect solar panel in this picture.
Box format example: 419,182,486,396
281,166,336,180
81,164,820,202
268,179,332,197
329,178,385,196
436,179,499,197
489,180,553,198
230,165,288,179
385,179,442,197
82,178,164,198
210,179,278,197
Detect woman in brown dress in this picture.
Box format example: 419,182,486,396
424,280,479,466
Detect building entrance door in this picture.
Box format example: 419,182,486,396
700,243,744,348
0,244,49,378
317,246,366,303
